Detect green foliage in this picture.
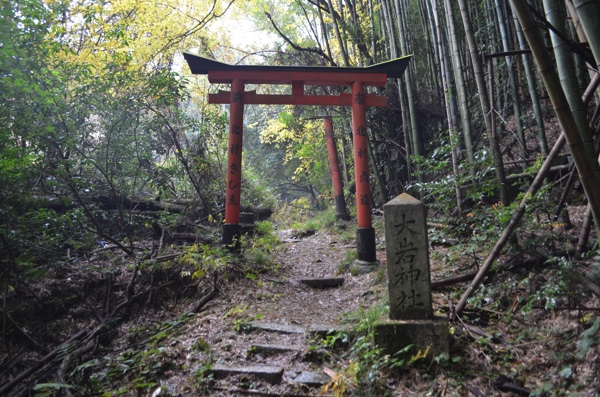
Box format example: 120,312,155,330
338,249,358,275
243,166,278,209
0,0,209,289
32,383,74,396
224,304,263,332
70,315,194,395
178,243,230,279
324,301,434,395
516,256,580,313
576,317,600,359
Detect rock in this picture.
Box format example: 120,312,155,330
249,321,305,334
299,278,345,288
211,364,284,384
249,343,303,356
288,371,331,387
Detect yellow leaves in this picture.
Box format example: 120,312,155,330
223,304,248,318
51,0,225,76
408,345,431,366
321,365,355,397
259,110,326,179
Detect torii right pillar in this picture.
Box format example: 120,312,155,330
352,81,376,263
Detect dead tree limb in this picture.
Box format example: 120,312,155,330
264,11,336,66
0,310,47,354
452,133,566,318
453,67,600,319
186,274,219,314
432,270,478,288
0,330,87,396
186,288,218,314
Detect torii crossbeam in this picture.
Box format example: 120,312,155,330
183,52,411,262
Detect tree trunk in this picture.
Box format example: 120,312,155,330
443,0,475,177
457,0,508,204
326,0,350,66
418,0,441,103
368,0,377,63
571,0,600,70
454,62,600,315
544,0,596,179
317,2,334,64
394,0,422,184
512,12,548,155
510,0,600,239
496,0,527,170
566,0,600,99
431,0,463,212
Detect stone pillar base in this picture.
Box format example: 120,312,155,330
356,227,376,262
222,224,241,251
374,315,449,359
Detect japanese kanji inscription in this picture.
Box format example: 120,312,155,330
383,193,433,320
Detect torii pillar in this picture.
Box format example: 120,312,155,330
183,53,411,262
351,81,376,261
222,79,245,248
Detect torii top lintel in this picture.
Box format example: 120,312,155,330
183,52,411,107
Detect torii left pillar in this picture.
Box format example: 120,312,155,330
222,79,244,249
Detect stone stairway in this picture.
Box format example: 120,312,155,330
209,278,350,393
202,229,384,395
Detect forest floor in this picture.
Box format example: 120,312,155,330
2,207,600,396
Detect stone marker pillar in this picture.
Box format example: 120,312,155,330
375,193,448,358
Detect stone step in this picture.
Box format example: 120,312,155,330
249,343,304,356
211,364,284,384
299,277,345,289
249,321,305,334
286,371,331,387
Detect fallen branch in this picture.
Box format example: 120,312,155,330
494,376,530,396
432,270,478,288
453,61,600,317
172,232,213,243
0,310,47,353
452,133,566,318
0,330,87,396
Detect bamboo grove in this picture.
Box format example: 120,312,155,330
249,0,600,240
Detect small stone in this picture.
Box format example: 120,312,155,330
211,364,284,384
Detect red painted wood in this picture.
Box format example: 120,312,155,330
351,82,372,229
225,79,244,225
207,70,388,86
208,92,387,107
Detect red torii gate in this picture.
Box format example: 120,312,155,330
183,53,410,262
